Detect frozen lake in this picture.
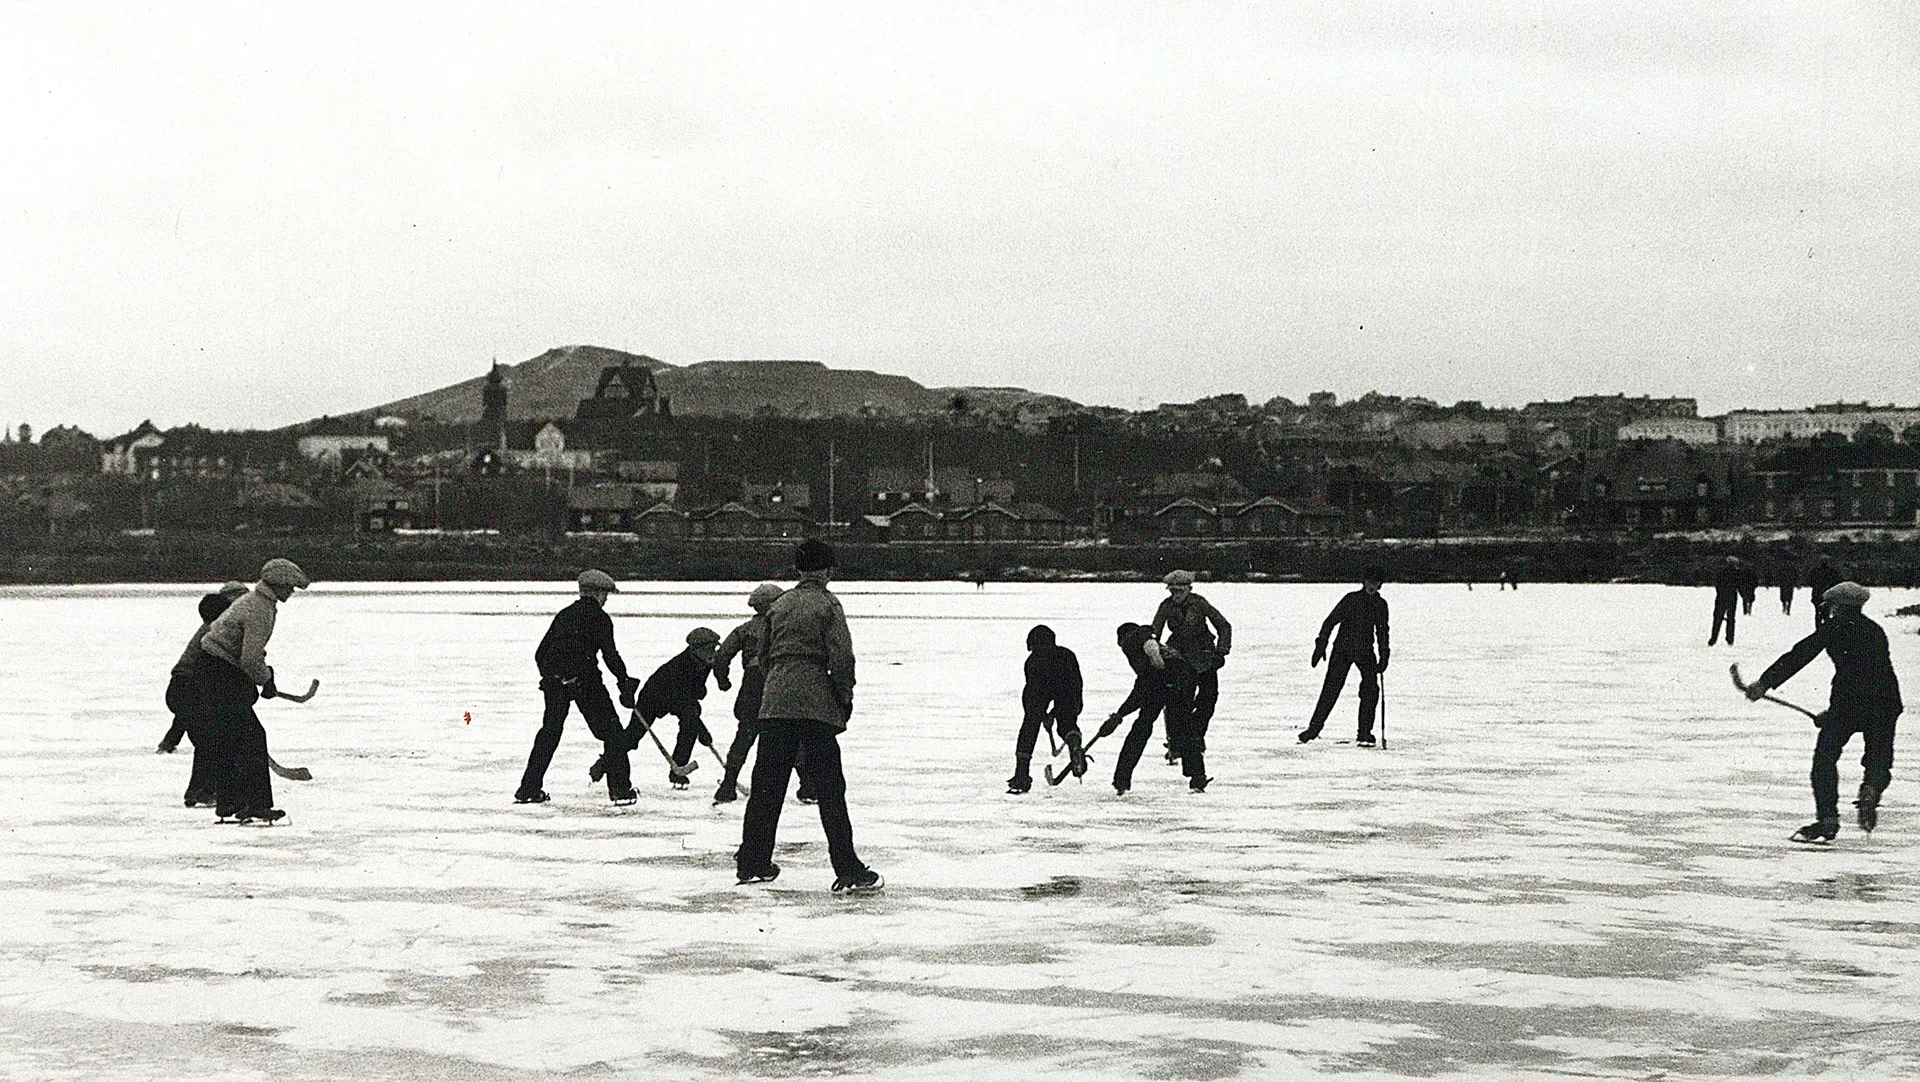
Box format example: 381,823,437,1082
1,579,1917,1080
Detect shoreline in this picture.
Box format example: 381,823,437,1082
5,530,1918,586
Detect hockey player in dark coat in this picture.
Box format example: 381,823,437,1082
1101,621,1173,795
516,570,640,806
1806,557,1841,628
1007,625,1085,794
1745,581,1904,843
1152,570,1231,791
1709,556,1744,646
613,627,723,787
1299,566,1391,747
1736,559,1759,616
158,581,250,806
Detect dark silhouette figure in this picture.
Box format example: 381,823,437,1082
1301,566,1390,747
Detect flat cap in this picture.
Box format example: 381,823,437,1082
686,626,721,646
259,558,310,589
794,537,836,572
218,580,250,598
1163,569,1195,586
1822,581,1870,606
748,583,785,610
577,569,619,593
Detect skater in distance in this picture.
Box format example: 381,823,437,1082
1743,581,1903,844
1006,624,1086,794
734,538,882,894
1709,555,1744,647
515,569,642,806
195,558,312,824
1152,570,1231,791
1299,565,1390,748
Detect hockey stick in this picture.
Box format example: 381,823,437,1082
268,755,312,782
627,709,697,781
1044,726,1108,786
1729,663,1821,721
268,679,320,704
257,681,317,779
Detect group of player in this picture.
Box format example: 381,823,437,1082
156,542,1902,893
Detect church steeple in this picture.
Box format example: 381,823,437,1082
481,360,508,424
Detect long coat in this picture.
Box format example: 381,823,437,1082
757,575,856,730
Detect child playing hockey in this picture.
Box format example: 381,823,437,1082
1007,624,1085,794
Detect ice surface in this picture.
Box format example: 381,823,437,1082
1,580,1917,1080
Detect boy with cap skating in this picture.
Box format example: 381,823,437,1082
1744,581,1904,843
1006,625,1086,794
735,539,882,894
1152,570,1232,791
159,581,250,806
196,558,311,823
516,570,641,806
1300,566,1390,748
712,584,790,804
612,627,723,788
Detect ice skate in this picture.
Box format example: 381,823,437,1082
712,782,738,804
737,863,780,885
1297,728,1319,744
588,756,607,783
1856,784,1881,834
1005,773,1032,795
1188,775,1211,793
1789,818,1838,844
513,789,551,804
1356,734,1376,748
609,787,638,806
831,869,884,895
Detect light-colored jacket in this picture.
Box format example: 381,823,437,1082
198,584,279,686
756,575,855,729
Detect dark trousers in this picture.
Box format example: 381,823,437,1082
1304,651,1379,740
1112,679,1169,790
736,719,866,879
719,717,811,795
1779,587,1793,615
199,657,274,817
163,672,218,801
669,713,714,767
1710,593,1738,645
1811,711,1898,820
1013,709,1082,776
1163,662,1218,778
520,677,628,796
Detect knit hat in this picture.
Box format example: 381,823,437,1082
1026,624,1056,651
686,626,721,646
577,569,618,593
1822,581,1870,607
1163,569,1195,587
794,538,836,572
748,583,784,611
259,558,310,589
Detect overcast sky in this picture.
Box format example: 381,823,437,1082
3,2,1916,435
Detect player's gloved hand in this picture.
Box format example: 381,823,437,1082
715,673,732,692
261,666,278,698
1744,683,1768,702
1311,642,1326,667
1377,650,1390,673
1813,710,1830,729
618,676,639,709
1097,714,1122,739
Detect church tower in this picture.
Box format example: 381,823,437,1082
481,361,508,423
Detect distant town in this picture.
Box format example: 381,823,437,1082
5,347,1920,552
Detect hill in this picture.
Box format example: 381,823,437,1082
357,346,1077,424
